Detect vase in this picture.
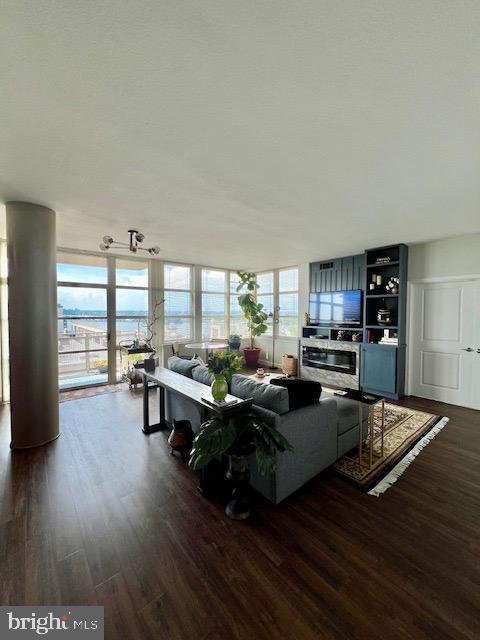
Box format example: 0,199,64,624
168,419,194,460
211,374,228,403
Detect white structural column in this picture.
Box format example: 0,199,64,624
6,202,59,448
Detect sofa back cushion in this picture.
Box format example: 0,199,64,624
270,378,322,411
231,374,289,415
191,365,214,386
167,356,199,379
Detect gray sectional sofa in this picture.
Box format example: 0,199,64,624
166,356,367,504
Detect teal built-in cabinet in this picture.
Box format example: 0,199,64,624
362,243,408,398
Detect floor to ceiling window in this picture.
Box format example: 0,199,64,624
229,272,249,337
116,259,149,378
255,267,299,340
278,267,299,337
57,253,109,389
201,268,227,339
164,263,193,342
256,271,274,335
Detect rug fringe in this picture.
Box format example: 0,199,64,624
367,417,450,497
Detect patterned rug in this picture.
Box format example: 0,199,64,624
334,402,448,495
59,384,125,403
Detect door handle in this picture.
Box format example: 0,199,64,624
477,349,480,354
460,347,474,352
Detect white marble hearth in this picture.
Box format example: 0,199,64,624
300,339,361,390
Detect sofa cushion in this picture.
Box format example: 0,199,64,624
191,365,214,386
231,374,289,415
270,378,322,411
167,356,199,379
335,396,369,435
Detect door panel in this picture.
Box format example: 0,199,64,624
421,351,460,389
422,287,462,341
410,280,479,409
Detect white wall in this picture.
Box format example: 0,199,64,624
409,234,480,281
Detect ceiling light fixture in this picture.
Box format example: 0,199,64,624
99,229,160,256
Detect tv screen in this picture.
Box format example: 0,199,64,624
309,290,363,326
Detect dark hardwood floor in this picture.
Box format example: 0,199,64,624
0,389,478,640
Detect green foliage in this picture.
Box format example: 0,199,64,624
207,350,243,382
189,412,293,476
236,271,270,349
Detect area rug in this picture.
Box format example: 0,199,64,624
334,402,449,496
59,384,125,403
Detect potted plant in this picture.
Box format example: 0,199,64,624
189,412,292,519
236,271,269,367
227,333,241,351
207,350,243,403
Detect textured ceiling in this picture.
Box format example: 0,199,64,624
1,1,480,270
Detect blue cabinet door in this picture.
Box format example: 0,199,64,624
361,344,397,395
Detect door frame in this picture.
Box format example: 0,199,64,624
406,274,480,398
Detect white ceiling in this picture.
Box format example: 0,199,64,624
1,1,480,270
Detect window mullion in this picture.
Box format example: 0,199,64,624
107,255,116,384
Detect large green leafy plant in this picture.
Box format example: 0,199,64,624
207,350,243,382
236,271,269,349
189,412,292,476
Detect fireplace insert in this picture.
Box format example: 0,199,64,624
301,346,356,375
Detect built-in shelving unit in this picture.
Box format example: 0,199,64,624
361,244,408,398
303,244,408,399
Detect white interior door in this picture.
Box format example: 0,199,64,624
409,280,480,409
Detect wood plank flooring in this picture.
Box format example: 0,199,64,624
0,390,479,640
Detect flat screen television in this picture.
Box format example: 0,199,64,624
309,289,363,326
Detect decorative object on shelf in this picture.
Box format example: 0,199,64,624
377,305,393,325
227,334,241,351
189,412,292,519
256,367,265,378
369,282,375,291
336,330,346,341
352,332,362,342
99,229,160,255
375,256,391,264
281,354,297,377
207,350,243,403
376,275,382,287
385,276,399,294
304,311,310,326
168,419,194,460
236,271,269,367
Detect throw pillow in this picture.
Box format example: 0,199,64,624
270,378,322,411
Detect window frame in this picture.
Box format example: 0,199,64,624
255,266,299,340
200,268,227,340
163,262,194,344
57,259,111,389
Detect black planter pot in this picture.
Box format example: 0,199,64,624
225,443,255,520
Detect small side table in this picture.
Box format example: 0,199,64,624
334,388,385,470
